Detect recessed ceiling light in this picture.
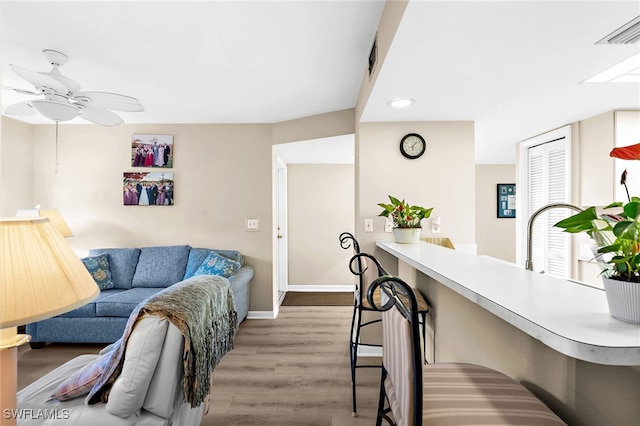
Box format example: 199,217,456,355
387,98,414,108
584,52,640,83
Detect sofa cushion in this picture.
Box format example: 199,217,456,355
50,353,111,401
89,248,141,289
105,316,169,418
183,248,244,279
96,288,161,318
58,289,125,318
81,254,115,290
142,322,183,418
132,245,190,288
193,251,241,278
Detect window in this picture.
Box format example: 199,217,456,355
518,126,571,278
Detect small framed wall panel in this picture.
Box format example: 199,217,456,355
497,183,516,218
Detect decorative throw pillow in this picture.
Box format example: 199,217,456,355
49,353,111,401
81,254,115,290
193,251,241,278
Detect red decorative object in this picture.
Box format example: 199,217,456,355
610,142,640,160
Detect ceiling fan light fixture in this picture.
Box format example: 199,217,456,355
387,97,414,108
30,100,80,122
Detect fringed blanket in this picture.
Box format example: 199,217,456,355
87,275,238,407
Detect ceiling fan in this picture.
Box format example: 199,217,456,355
3,49,143,126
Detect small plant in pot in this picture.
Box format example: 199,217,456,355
378,195,433,244
554,143,640,324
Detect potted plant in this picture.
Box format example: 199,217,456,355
554,143,640,324
378,195,433,244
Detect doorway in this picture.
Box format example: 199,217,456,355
272,135,355,313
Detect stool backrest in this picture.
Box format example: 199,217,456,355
367,275,423,426
349,252,387,305
340,233,388,306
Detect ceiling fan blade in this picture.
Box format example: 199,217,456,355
78,104,124,126
5,101,36,115
47,70,81,93
10,64,69,94
2,85,41,95
74,91,144,112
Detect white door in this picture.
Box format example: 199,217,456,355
523,126,571,278
276,158,288,303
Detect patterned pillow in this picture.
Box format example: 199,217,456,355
81,254,115,290
49,353,110,401
193,251,241,278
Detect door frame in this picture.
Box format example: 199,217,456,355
272,152,289,315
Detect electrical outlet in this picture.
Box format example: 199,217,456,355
364,218,373,232
385,219,393,233
246,217,259,231
431,216,441,234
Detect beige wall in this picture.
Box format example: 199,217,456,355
273,109,355,144
354,0,408,121
576,111,615,207
0,113,355,313
475,164,516,262
0,118,33,216
287,164,354,286
356,121,476,256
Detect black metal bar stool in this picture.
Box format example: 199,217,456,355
339,232,430,418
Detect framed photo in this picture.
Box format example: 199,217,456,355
497,183,516,218
123,172,174,206
131,134,173,168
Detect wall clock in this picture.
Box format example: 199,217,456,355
399,133,426,159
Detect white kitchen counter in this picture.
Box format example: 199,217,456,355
377,240,640,366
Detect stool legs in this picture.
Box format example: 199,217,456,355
349,302,359,417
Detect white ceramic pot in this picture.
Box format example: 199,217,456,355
393,228,421,244
602,277,640,324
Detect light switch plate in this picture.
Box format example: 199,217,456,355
385,219,393,233
246,217,259,231
364,218,373,232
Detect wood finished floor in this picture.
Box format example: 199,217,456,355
17,305,382,426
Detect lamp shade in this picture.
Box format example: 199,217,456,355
15,208,74,237
38,209,74,237
0,217,98,328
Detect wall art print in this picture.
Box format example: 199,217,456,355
123,172,174,206
497,183,516,218
131,134,173,168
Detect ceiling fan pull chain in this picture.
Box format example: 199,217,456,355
55,121,59,174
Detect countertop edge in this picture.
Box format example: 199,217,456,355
377,240,640,366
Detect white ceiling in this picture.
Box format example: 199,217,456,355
1,1,639,164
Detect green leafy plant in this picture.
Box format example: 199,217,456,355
377,195,433,229
555,142,640,283
555,199,640,282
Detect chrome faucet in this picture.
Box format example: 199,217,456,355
525,203,584,271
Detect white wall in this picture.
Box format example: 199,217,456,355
287,164,354,287
475,164,516,262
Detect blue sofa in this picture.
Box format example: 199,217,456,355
26,245,254,347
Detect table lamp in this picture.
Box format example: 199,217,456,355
0,217,98,425
15,208,74,238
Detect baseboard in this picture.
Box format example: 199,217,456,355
287,284,355,292
246,311,277,319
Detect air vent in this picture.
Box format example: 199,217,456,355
368,33,378,78
597,16,640,44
